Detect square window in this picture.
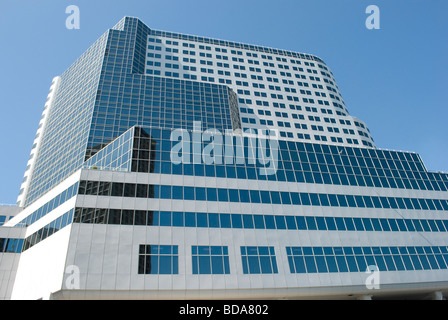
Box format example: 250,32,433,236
192,246,230,274
241,246,278,274
138,245,178,274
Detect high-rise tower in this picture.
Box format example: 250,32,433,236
1,17,447,300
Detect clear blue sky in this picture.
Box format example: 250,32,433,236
0,0,447,205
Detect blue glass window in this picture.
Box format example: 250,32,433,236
192,246,230,274
197,212,208,227
325,217,337,230
305,216,317,230
287,247,306,273
185,212,196,227
138,245,178,274
335,217,346,230
285,216,297,229
241,246,278,274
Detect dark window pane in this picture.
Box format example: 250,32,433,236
111,183,124,197
108,209,121,224
136,184,148,198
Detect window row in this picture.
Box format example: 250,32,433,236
148,41,321,72
146,62,329,95
146,159,447,192
22,209,74,252
0,238,24,253
149,30,325,65
13,182,78,228
139,245,275,275
78,180,448,212
137,244,448,275
73,207,448,234
131,128,448,192
287,246,448,274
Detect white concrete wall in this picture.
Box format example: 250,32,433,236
7,171,80,300
59,169,448,299
10,226,72,300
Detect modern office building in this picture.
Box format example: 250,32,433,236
1,16,448,300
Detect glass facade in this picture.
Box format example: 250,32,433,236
90,126,448,191
83,127,135,172
24,31,109,206
88,18,240,159
23,17,241,207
